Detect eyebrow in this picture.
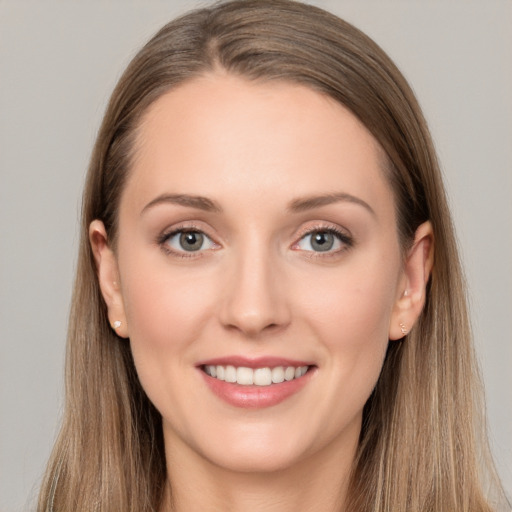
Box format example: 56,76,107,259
141,193,223,215
288,192,375,216
140,191,374,217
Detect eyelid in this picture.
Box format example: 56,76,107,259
155,220,352,258
291,222,354,255
294,221,351,240
157,223,221,258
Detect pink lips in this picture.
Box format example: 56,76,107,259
197,356,316,409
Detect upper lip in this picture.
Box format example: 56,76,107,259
196,356,315,369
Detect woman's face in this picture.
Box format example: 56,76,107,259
97,74,414,473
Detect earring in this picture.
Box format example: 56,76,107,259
399,322,407,336
403,289,409,297
112,320,122,329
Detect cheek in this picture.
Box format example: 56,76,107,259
123,269,216,349
119,264,220,429
118,252,219,392
314,285,392,389
296,254,400,400
303,260,398,346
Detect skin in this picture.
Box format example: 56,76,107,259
91,73,433,511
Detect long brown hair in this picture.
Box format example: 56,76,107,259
38,1,506,510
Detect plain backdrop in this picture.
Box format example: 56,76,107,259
1,1,511,510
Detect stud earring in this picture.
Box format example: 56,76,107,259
399,322,407,336
403,289,408,297
112,320,122,329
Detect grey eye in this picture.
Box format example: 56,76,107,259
165,230,216,253
296,230,342,252
310,231,335,252
179,231,204,251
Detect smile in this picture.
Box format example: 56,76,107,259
203,365,309,386
199,358,316,408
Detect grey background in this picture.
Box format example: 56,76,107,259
1,1,511,510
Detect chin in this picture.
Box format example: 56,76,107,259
184,419,328,475
202,442,306,474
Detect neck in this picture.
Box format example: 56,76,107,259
160,427,358,512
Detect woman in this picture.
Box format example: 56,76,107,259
37,1,508,510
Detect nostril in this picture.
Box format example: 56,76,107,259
222,319,287,338
218,262,292,336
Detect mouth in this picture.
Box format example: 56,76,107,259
198,358,317,408
202,364,310,386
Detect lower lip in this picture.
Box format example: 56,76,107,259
199,368,315,409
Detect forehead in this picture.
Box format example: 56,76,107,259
124,73,393,219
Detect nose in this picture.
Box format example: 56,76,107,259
219,245,291,338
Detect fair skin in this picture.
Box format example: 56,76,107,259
90,73,433,512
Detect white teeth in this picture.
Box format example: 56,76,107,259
225,365,237,383
237,366,254,385
284,366,296,381
271,366,285,383
253,367,272,386
205,365,309,386
205,365,217,377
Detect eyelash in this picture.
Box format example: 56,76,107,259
156,223,353,259
157,224,214,259
292,225,354,259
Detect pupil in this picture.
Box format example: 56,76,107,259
180,231,203,251
312,231,334,252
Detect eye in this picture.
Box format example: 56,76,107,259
163,229,217,253
294,228,352,253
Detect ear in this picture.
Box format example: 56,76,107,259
389,221,434,340
89,220,129,338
